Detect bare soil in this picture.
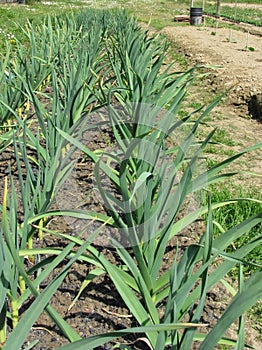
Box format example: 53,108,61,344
161,19,262,188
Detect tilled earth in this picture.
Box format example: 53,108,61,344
161,19,262,188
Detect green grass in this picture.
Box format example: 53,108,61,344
204,3,262,26
207,182,262,338
207,183,262,275
210,128,236,146
219,0,261,3
204,182,262,336
0,4,77,52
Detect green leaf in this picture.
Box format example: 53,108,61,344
129,171,152,202
57,323,208,350
200,268,262,349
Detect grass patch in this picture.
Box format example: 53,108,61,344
208,183,262,275
211,128,236,146
207,182,262,336
204,3,262,27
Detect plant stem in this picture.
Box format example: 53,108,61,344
19,275,26,295
0,302,7,350
10,298,19,329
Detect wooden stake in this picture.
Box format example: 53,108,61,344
245,31,250,51
215,20,219,35
234,0,238,19
229,28,232,42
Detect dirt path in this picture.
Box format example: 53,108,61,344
161,22,262,187
162,23,262,115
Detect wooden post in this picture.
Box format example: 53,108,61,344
217,0,221,17
229,28,232,42
234,0,238,19
245,31,250,51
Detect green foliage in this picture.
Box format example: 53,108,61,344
0,7,261,350
204,3,262,26
207,184,262,274
218,0,261,3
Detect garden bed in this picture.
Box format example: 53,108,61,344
0,8,262,350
